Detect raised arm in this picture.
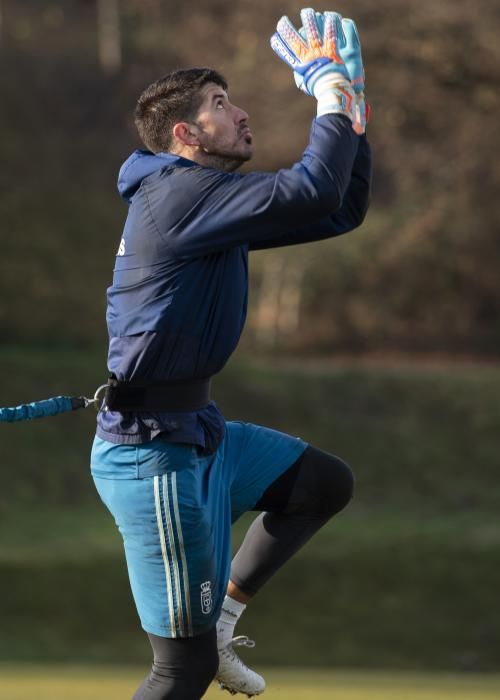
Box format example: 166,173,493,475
158,114,359,257
158,9,367,258
249,9,372,250
249,132,371,251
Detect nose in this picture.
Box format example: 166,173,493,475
233,105,249,124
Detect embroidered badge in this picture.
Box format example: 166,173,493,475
200,581,213,615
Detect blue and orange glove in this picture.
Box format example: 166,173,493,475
271,10,370,134
270,8,356,123
294,13,370,134
337,17,365,94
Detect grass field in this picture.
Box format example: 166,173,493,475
1,666,500,700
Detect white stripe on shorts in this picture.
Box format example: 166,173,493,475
154,475,177,636
162,474,185,636
170,472,193,636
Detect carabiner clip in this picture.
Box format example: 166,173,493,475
84,383,109,411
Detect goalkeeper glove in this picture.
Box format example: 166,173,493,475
271,8,356,122
337,17,369,134
293,12,369,134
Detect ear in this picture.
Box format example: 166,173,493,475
172,122,201,147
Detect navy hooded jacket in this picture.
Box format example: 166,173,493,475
96,114,372,451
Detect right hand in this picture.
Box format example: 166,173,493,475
270,8,356,120
337,16,370,134
338,18,365,94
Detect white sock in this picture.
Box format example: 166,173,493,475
216,595,247,649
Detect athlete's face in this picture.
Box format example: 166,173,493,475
191,83,253,171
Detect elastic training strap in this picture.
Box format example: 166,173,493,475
0,395,87,423
0,381,110,423
0,374,213,423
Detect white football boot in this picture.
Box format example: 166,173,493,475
216,635,266,697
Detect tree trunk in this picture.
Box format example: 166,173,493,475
254,255,305,347
277,263,304,337
97,0,122,74
255,255,286,346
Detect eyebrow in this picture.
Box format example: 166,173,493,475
211,92,227,102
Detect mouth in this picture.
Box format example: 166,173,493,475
240,128,253,145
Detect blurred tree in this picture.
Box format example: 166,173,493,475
254,253,306,347
1,0,499,356
97,0,121,74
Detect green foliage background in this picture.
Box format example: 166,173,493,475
1,349,500,671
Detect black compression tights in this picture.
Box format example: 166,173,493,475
132,445,353,699
230,445,354,595
132,628,218,700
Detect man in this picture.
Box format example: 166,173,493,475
91,8,371,699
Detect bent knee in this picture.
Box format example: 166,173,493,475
285,446,354,518
324,453,354,515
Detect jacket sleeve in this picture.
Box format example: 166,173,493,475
248,134,372,251
149,115,360,257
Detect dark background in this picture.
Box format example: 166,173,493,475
1,0,499,355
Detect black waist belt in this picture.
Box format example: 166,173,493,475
104,375,212,413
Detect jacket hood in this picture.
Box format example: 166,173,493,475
117,150,191,203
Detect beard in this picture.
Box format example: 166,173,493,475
197,131,253,172
201,152,250,172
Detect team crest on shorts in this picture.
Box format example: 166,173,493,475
200,581,213,615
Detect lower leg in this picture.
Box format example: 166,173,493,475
215,581,251,647
132,628,218,700
227,579,251,604
215,591,266,696
216,585,250,650
214,447,353,697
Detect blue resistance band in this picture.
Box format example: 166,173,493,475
0,385,107,423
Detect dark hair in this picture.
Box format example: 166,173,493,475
134,67,228,153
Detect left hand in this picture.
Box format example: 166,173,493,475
294,12,369,134
271,8,350,96
294,13,365,95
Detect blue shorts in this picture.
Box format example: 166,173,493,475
90,421,306,638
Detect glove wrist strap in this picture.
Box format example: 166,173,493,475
314,75,355,120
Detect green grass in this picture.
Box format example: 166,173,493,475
1,666,500,700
